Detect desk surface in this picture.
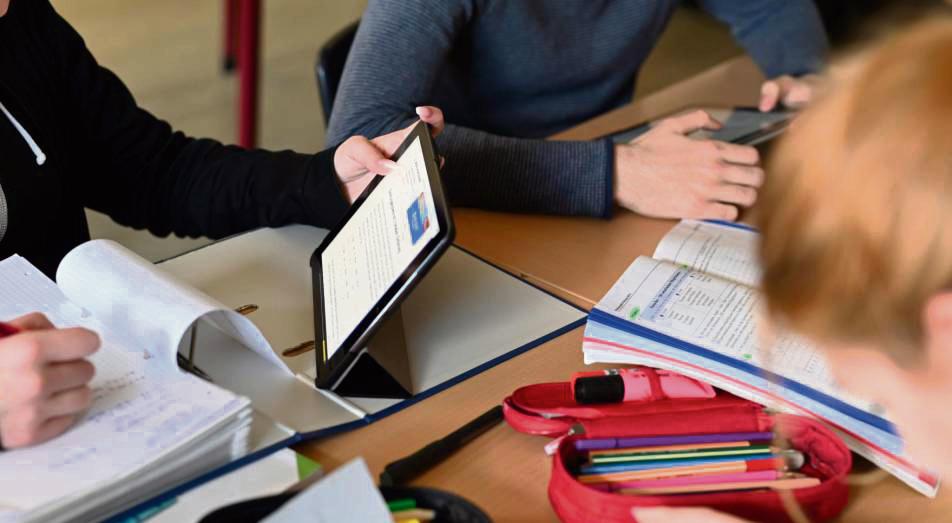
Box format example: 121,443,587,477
298,56,951,521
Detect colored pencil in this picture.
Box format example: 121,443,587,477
577,457,783,484
581,452,778,475
575,431,774,451
619,476,821,495
588,470,785,491
590,441,754,458
591,444,774,464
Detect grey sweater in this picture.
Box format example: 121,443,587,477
327,0,828,218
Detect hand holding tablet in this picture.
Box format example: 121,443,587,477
311,121,454,396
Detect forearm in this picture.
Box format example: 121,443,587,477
93,137,349,239
437,124,614,218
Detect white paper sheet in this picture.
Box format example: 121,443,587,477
57,240,290,374
262,458,391,523
653,220,760,287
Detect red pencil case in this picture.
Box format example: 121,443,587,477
503,378,852,523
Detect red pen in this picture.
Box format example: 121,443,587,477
0,321,20,338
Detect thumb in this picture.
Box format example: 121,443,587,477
335,135,398,182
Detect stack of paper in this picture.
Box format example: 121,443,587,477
0,246,257,523
582,220,938,497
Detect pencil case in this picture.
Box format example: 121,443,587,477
503,377,852,523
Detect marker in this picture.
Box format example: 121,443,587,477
572,368,714,404
575,431,775,451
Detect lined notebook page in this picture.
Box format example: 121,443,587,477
0,255,249,516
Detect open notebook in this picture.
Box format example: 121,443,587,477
582,220,939,497
0,226,587,522
0,242,257,523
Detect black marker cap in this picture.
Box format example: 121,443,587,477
574,375,626,404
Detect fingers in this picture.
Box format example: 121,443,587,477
41,386,93,419
1,360,95,406
759,79,783,112
713,141,759,166
782,80,814,109
40,361,96,396
1,413,78,448
760,75,815,111
710,183,758,208
30,415,80,446
718,163,764,188
660,110,723,135
12,328,100,365
415,106,444,138
9,312,54,331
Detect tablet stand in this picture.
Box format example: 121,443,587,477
330,308,414,399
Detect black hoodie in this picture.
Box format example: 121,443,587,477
0,0,348,277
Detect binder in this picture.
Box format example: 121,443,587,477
105,224,586,521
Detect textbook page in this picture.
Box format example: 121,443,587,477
595,256,871,409
653,220,760,287
0,255,250,521
56,239,290,375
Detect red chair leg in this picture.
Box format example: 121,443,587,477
222,0,239,72
237,0,261,149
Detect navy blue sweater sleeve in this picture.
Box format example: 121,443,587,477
326,0,614,218
45,4,348,239
697,0,829,77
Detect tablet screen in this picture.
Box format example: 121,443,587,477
320,137,440,357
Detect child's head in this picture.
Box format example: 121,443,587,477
757,18,952,471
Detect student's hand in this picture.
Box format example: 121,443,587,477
632,507,752,523
759,74,819,112
0,313,99,448
333,106,445,203
614,110,762,221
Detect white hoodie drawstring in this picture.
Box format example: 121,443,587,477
0,100,46,166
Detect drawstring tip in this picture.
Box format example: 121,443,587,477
35,153,46,166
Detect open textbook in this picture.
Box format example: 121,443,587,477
0,240,274,523
583,220,940,497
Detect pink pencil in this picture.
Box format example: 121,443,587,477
588,470,781,492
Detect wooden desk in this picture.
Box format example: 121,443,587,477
299,56,950,521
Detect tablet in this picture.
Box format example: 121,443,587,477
310,122,453,391
606,106,794,146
